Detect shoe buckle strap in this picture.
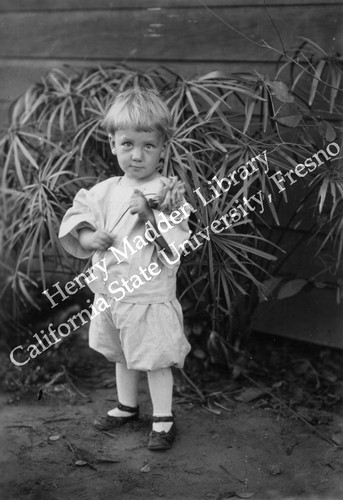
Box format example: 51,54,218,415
117,402,139,413
152,415,174,423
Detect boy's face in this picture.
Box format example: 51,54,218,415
109,128,165,182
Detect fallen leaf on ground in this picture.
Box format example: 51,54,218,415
140,463,150,473
75,460,88,466
235,387,269,403
235,492,256,498
48,435,60,441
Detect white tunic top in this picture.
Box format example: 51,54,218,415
58,175,192,370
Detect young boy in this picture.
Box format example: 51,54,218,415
59,87,191,450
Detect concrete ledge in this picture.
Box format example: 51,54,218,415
252,288,343,349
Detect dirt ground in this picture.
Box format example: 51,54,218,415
1,334,343,500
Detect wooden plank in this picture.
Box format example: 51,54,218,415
0,59,277,105
0,6,341,62
0,58,274,127
261,227,343,281
252,288,343,349
0,101,11,130
0,1,341,12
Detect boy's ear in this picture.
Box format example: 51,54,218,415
108,135,116,155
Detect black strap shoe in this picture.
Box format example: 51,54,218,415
147,416,176,451
93,403,139,431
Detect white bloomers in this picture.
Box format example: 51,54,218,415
89,294,191,371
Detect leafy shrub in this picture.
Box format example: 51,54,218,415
1,39,342,350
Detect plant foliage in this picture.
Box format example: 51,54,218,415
0,39,342,344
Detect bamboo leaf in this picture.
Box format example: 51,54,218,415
16,136,39,170
298,37,328,57
309,59,326,106
12,136,26,186
243,100,255,134
318,178,329,213
329,67,341,113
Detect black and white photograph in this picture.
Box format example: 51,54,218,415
0,1,342,499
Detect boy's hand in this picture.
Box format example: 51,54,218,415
129,189,172,255
129,189,154,222
78,228,113,251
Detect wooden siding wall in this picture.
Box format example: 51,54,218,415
0,0,342,128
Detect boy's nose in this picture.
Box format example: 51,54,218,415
131,147,143,161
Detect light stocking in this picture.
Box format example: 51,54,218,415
147,368,174,432
107,361,140,417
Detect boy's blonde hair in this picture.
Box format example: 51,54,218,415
102,86,173,139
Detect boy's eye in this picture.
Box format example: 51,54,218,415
145,144,155,150
122,142,132,148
